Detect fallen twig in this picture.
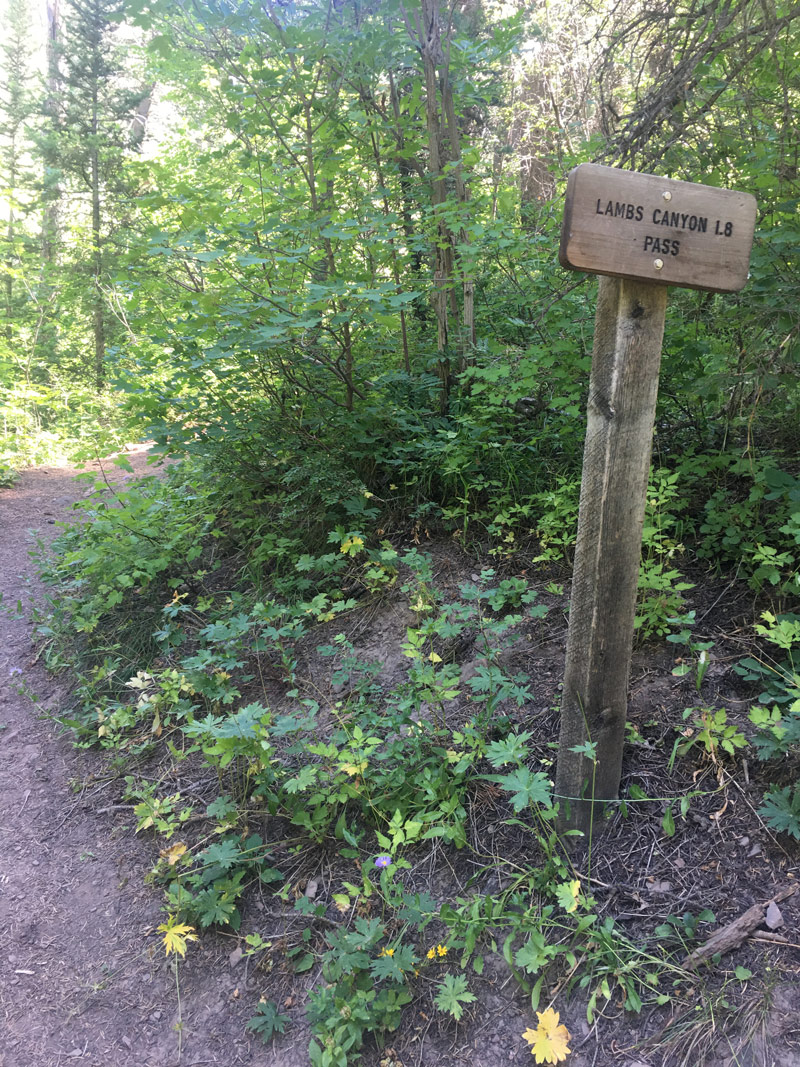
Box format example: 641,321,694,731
750,931,799,948
683,883,797,968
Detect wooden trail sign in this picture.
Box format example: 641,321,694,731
554,164,756,838
560,164,756,293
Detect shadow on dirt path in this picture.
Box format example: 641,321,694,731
0,447,309,1067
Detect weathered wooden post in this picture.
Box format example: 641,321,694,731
554,164,757,837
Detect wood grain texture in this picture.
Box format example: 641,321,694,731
555,276,667,837
682,884,798,968
560,164,756,293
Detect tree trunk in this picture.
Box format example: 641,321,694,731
90,52,104,393
5,152,15,338
441,73,474,366
91,143,104,391
130,87,153,146
42,0,60,267
419,0,451,411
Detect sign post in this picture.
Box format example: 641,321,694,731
554,164,756,838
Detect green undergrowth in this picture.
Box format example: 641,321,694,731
0,381,138,473
29,453,800,1065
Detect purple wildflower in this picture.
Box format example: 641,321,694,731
374,855,392,869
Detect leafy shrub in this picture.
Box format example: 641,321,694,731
0,460,19,487
740,613,800,839
759,786,800,840
685,453,800,595
35,460,218,642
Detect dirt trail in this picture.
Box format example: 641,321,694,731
3,451,800,1067
0,449,301,1067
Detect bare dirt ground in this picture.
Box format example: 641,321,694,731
1,447,800,1067
0,448,313,1067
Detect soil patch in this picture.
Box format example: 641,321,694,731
1,449,799,1067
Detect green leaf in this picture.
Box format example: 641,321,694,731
245,999,290,1043
147,34,172,59
284,765,318,793
206,795,237,821
195,887,239,927
481,767,552,811
759,785,800,839
198,838,243,871
396,890,438,928
662,805,676,837
369,944,416,981
514,931,557,974
289,949,315,973
485,731,532,767
433,974,477,1021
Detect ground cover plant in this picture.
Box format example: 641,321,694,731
27,445,800,1066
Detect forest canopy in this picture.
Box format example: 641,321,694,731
2,0,797,508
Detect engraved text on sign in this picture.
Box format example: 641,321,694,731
559,164,757,293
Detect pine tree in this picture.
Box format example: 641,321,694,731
41,0,61,272
57,0,137,390
0,0,37,345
